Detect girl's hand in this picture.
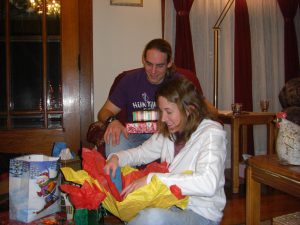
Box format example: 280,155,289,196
103,154,119,178
120,176,147,198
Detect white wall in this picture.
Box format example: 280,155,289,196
93,0,161,120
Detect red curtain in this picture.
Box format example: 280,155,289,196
277,0,300,82
234,0,254,156
234,0,252,111
173,0,196,73
161,0,165,38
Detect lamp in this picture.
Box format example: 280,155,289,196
213,0,235,108
29,0,60,15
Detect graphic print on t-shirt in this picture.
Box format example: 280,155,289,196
142,92,149,102
131,92,158,122
131,92,156,111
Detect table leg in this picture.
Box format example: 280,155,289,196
267,121,276,155
232,119,240,193
246,165,261,225
242,125,248,155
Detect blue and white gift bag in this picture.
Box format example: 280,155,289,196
9,154,60,223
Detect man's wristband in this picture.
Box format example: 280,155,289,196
105,116,116,126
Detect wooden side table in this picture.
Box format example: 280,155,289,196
218,112,276,193
246,155,300,224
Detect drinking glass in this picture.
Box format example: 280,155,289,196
260,100,269,112
231,103,243,115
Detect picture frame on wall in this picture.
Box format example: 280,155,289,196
110,0,143,7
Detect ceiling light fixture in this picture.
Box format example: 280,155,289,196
28,0,60,15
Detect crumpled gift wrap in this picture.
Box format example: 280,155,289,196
60,181,106,210
121,161,169,189
60,148,188,222
61,168,188,222
106,175,188,222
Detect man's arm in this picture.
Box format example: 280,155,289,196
98,99,128,145
98,99,121,124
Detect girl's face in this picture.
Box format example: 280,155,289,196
158,96,184,133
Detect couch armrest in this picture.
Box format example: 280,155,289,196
86,121,106,155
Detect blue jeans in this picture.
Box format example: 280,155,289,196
105,133,152,157
127,207,219,225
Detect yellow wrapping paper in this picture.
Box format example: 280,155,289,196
61,167,188,222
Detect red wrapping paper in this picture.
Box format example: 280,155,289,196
60,181,106,210
126,122,157,133
81,148,122,201
122,161,169,189
60,148,186,212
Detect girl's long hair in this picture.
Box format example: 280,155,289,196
156,77,216,143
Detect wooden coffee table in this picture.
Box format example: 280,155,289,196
246,155,300,224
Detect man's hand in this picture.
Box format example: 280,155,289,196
120,176,147,198
98,100,128,146
104,120,128,145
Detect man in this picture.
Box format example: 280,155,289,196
98,38,215,156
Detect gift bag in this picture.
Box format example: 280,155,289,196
9,154,61,223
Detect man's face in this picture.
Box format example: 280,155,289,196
143,49,172,84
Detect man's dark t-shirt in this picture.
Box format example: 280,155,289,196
109,68,180,123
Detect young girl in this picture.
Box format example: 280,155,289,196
104,77,227,225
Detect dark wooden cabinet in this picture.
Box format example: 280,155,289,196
0,0,93,155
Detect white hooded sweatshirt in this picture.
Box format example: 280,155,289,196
112,119,227,222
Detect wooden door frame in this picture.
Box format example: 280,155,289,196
79,0,94,149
